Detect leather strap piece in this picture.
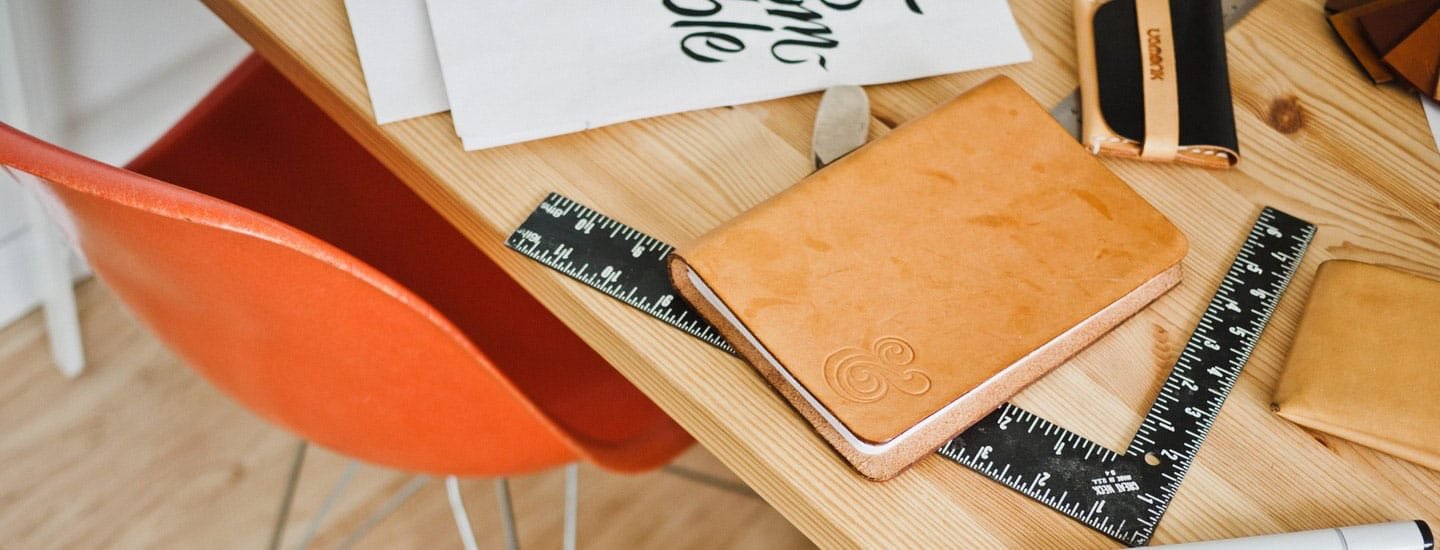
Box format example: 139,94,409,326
1135,0,1180,161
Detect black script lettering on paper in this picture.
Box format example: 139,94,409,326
665,0,926,69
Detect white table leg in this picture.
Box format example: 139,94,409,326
2,0,86,377
17,181,86,377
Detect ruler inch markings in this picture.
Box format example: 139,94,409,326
506,194,1313,547
506,193,735,354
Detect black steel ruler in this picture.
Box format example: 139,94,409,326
939,207,1313,545
506,194,734,353
506,193,1315,546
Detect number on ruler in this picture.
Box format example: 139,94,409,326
506,194,1316,547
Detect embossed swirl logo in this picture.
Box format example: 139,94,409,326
823,337,931,403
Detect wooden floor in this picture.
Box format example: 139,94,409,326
0,280,814,549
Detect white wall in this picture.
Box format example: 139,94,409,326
0,189,41,326
0,0,250,327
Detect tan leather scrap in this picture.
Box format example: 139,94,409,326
1136,0,1180,161
1273,260,1440,472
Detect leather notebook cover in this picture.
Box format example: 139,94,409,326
1273,260,1440,472
1383,9,1440,97
668,77,1189,480
1076,0,1239,169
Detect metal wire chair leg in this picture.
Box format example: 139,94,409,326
336,475,430,550
267,440,308,550
496,477,520,550
297,460,359,549
446,476,480,550
563,464,578,550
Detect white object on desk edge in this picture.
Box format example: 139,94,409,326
427,1,1032,151
1154,520,1431,549
345,0,449,124
1422,95,1440,156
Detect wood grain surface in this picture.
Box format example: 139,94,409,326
197,0,1440,546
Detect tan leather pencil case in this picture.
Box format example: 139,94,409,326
1272,260,1440,472
1075,0,1240,169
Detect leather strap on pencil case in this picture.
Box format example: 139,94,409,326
1075,0,1240,169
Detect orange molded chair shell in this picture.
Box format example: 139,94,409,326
0,55,690,477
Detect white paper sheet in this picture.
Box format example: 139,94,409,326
345,0,449,124
1423,95,1440,156
427,1,1033,151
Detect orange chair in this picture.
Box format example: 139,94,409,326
0,54,692,548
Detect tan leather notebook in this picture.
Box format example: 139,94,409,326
667,77,1188,480
1273,260,1440,472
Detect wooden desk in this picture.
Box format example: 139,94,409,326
202,0,1440,546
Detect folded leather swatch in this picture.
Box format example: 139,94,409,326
1076,0,1239,169
1358,0,1440,53
1329,0,1416,83
1328,0,1381,12
1273,260,1440,472
1382,9,1440,97
669,76,1188,480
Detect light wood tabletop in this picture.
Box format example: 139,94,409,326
200,0,1440,546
